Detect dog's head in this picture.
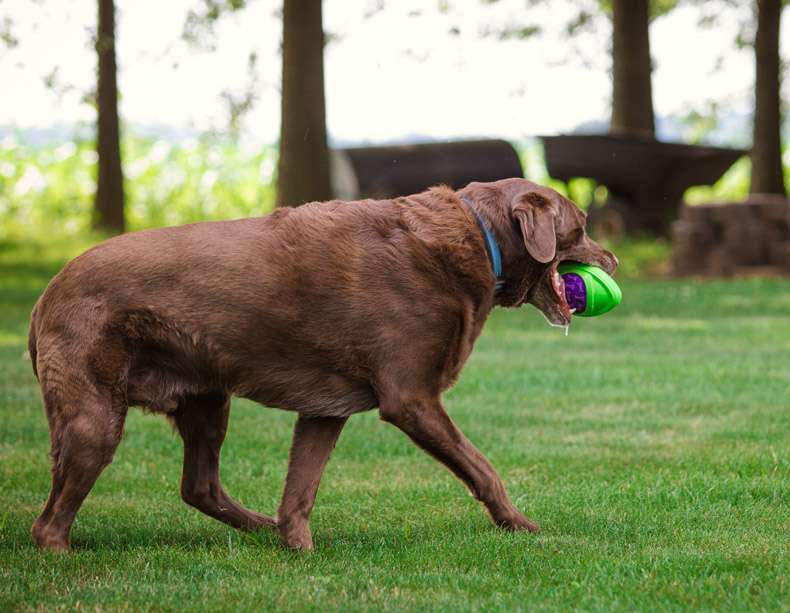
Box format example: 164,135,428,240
462,178,618,326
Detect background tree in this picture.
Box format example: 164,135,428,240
610,0,655,138
563,1,683,139
276,0,331,207
94,0,125,233
750,0,786,196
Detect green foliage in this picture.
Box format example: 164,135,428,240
1,135,785,244
687,151,790,204
685,156,752,204
0,137,95,238
1,241,789,610
0,134,277,241
183,0,251,49
0,15,18,49
566,0,680,36
519,138,601,209
593,0,680,19
599,236,672,277
491,24,542,40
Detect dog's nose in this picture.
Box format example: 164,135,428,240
600,250,618,275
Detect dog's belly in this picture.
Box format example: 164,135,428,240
126,348,218,413
125,350,377,418
237,365,378,418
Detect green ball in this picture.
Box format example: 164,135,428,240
558,262,622,317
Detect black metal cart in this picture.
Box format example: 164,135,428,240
541,134,747,237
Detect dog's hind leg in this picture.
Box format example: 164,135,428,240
174,392,276,531
277,415,347,550
32,383,127,552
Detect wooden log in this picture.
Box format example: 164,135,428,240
671,221,713,275
707,246,735,277
710,203,753,225
754,198,790,224
769,242,790,272
723,221,769,265
680,204,722,224
672,220,714,251
762,223,789,245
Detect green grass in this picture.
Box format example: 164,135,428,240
1,238,789,611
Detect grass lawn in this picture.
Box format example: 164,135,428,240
1,238,789,611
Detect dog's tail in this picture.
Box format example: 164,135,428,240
28,303,39,380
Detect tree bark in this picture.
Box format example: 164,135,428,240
94,0,125,233
276,0,332,207
610,0,655,139
750,0,786,196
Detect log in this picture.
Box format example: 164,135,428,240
769,242,790,272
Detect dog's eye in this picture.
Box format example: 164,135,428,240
557,227,584,249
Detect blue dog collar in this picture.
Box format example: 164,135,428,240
461,197,504,291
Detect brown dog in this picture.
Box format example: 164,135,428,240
28,178,617,552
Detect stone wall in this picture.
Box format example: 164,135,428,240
671,195,790,276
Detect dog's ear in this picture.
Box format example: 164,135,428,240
511,191,557,263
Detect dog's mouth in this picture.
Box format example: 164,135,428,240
551,262,572,318
526,260,574,328
524,239,618,329
549,261,573,325
527,241,618,329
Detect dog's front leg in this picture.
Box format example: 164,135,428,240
277,415,347,550
380,395,539,532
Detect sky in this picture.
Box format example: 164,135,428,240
0,0,787,145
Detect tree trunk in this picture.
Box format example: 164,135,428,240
610,0,655,139
276,0,332,207
94,0,125,233
750,0,786,196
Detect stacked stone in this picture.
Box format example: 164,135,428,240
671,195,790,276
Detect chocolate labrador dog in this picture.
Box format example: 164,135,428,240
28,178,617,552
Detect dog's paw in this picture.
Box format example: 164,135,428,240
32,522,71,553
496,512,540,533
278,520,314,550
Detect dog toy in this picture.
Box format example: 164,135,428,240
558,262,622,317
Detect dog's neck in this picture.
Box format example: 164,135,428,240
458,193,548,308
460,196,504,294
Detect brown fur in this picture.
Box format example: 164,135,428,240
28,178,617,551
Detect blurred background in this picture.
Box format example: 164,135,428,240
0,0,787,277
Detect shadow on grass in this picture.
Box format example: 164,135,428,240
2,507,516,557
1,512,282,554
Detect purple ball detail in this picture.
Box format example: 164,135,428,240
562,272,587,313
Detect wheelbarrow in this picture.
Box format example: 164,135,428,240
330,139,523,200
541,134,747,237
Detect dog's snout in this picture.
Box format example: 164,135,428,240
578,237,618,275
604,251,619,275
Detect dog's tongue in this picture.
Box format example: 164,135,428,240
562,273,587,314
